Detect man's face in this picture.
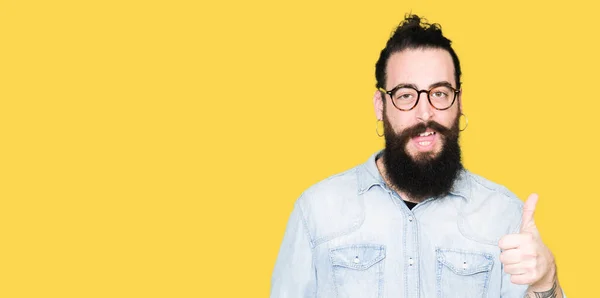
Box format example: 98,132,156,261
374,48,461,160
373,48,463,200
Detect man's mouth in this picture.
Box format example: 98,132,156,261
418,131,435,137
411,131,437,148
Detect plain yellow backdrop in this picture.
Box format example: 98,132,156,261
1,0,597,297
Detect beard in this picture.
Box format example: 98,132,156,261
382,112,463,201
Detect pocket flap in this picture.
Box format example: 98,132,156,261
330,244,386,270
436,248,493,275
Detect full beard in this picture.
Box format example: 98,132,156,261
382,114,462,201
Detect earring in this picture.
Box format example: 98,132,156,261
460,113,469,131
376,119,384,137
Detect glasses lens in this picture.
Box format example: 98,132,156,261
392,88,418,110
429,86,455,109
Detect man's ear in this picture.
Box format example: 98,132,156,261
458,88,463,113
374,90,384,120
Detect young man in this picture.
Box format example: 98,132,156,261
271,15,565,298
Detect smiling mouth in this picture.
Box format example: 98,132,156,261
418,131,436,137
412,131,437,147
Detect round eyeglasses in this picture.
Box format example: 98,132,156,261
378,84,460,111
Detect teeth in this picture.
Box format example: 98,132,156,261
419,132,435,137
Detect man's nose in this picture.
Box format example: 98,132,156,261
415,92,433,122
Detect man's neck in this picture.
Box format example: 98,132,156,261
375,155,424,204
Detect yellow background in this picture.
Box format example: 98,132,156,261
0,0,595,297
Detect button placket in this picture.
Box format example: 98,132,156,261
405,209,420,296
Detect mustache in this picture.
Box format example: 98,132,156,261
390,120,459,147
402,121,453,138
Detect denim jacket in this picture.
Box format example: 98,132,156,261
271,151,561,298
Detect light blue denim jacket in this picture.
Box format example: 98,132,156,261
271,151,565,298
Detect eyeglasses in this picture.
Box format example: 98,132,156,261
378,84,460,111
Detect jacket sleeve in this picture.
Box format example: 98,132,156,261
270,200,317,298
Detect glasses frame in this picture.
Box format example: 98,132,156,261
378,84,461,111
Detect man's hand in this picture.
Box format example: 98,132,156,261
498,194,562,297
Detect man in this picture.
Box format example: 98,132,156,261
271,14,565,298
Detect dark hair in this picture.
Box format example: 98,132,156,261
375,14,462,91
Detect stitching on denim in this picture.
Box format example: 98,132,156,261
448,169,471,200
330,244,386,270
296,199,316,249
357,162,386,195
456,174,524,245
470,173,520,202
436,248,493,274
413,207,420,297
329,245,386,298
436,248,443,298
329,248,341,298
312,217,364,247
295,199,318,296
482,256,492,297
378,255,384,298
436,247,493,297
403,198,409,298
311,193,366,247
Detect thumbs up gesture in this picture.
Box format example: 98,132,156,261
498,194,558,291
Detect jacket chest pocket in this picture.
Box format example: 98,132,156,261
436,248,493,298
329,244,386,298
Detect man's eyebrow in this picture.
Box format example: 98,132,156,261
390,81,454,91
428,81,454,89
390,83,417,90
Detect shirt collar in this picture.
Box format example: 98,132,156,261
357,150,387,195
357,150,470,201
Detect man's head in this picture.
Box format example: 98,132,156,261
373,14,463,200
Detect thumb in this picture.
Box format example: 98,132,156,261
520,193,539,232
